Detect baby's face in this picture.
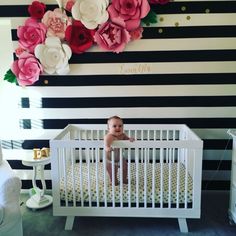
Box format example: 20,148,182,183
108,118,124,137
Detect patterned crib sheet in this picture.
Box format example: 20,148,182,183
60,162,193,204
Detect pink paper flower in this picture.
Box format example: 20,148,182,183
108,0,150,31
15,47,26,57
11,52,43,86
17,18,47,53
94,17,131,54
64,0,76,12
42,8,71,40
65,20,95,54
130,27,144,40
149,0,170,5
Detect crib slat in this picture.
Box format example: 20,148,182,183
152,148,156,208
184,149,188,209
176,149,180,208
95,148,99,207
71,148,76,206
135,148,139,208
103,150,107,207
160,148,163,208
111,151,115,207
79,148,84,207
128,148,131,208
168,148,172,208
62,148,69,207
144,148,147,208
119,150,123,208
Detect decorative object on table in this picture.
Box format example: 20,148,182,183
33,147,50,159
3,0,170,86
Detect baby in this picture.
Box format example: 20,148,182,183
104,116,134,185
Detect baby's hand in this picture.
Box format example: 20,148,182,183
129,137,135,142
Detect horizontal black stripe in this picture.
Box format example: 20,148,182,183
11,26,236,41
1,1,236,18
202,180,230,190
17,118,236,129
8,160,51,170
32,73,236,86
21,96,236,108
151,1,236,14
0,4,56,17
203,160,231,170
21,180,52,190
68,50,236,64
2,139,232,150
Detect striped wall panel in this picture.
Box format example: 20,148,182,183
0,0,236,190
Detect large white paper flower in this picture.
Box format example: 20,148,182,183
71,0,109,29
35,37,72,75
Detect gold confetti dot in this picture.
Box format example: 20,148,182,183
159,17,164,22
158,28,163,34
175,22,179,27
186,16,191,20
44,80,48,85
205,8,210,13
181,6,186,11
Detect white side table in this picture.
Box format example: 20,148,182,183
22,155,53,209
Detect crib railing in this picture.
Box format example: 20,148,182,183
50,124,203,232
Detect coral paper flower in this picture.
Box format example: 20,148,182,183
17,18,47,53
28,1,46,19
71,0,109,29
65,20,95,54
94,17,131,54
35,36,72,75
11,52,43,86
108,0,150,31
42,8,71,40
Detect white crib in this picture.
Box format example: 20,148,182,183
50,124,203,233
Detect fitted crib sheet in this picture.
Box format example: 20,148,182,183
60,162,193,204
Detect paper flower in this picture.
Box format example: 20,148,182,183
42,8,71,40
17,18,47,53
108,0,150,31
65,20,95,54
71,0,109,29
35,37,72,75
28,0,46,19
94,17,130,54
11,52,43,86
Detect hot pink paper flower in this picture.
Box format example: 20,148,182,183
94,17,131,54
149,0,170,5
11,52,43,86
17,18,47,53
108,0,150,31
65,20,95,54
42,8,71,40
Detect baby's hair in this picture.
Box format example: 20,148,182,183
107,116,123,130
107,115,123,124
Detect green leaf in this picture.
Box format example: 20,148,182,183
142,10,158,25
3,69,18,85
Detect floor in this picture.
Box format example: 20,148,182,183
20,190,236,236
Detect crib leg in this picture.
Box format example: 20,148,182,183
178,218,188,233
65,216,75,230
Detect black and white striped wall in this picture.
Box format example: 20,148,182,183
0,0,235,190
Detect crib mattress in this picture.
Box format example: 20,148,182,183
60,162,193,204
